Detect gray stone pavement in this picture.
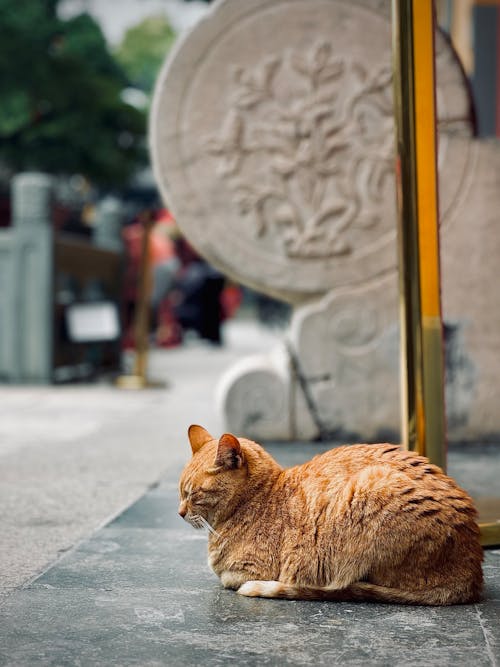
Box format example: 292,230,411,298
0,318,282,603
1,318,500,666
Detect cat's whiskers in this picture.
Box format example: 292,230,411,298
192,514,225,543
187,514,205,529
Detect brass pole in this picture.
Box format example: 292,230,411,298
392,0,446,471
116,211,165,389
132,211,154,381
392,0,500,546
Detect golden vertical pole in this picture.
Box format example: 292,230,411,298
392,0,446,471
116,211,166,389
392,0,500,547
132,212,154,380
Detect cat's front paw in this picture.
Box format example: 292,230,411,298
237,580,283,598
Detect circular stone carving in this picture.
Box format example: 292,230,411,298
151,0,472,304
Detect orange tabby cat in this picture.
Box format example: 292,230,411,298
178,425,483,605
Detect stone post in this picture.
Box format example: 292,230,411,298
0,213,13,381
7,172,54,382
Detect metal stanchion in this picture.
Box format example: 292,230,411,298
116,212,166,389
392,0,500,547
392,0,446,468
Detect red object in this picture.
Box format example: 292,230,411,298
221,284,242,320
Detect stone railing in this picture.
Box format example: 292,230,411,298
0,173,123,383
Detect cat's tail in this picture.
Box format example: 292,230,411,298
237,580,481,606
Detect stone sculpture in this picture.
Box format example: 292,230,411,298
151,0,500,441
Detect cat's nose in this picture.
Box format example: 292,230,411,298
178,503,187,518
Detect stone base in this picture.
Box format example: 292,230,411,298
216,343,318,441
218,277,400,442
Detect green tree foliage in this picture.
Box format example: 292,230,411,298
115,15,176,94
0,0,146,186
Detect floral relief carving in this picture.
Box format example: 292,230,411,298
205,41,394,258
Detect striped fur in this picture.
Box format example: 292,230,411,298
179,426,483,606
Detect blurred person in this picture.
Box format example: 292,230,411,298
122,207,180,348
123,210,241,348
172,237,226,346
150,209,181,324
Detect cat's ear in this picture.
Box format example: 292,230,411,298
214,433,244,470
188,424,214,454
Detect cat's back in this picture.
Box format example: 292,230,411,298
294,443,472,504
287,442,479,545
300,443,440,477
295,443,408,481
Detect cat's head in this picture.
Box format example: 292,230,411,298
178,424,278,529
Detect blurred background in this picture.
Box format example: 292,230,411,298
0,0,497,385
0,0,292,388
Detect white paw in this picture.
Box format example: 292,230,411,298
237,580,282,598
